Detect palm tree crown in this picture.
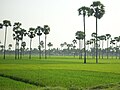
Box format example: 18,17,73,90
75,31,85,40
78,6,91,17
90,1,105,19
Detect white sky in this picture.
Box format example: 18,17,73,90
0,0,120,50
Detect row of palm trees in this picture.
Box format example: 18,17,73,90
59,32,120,59
0,20,50,59
77,1,105,63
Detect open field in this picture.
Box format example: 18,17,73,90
0,56,120,90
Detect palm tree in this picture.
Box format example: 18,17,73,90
118,36,120,59
21,41,26,56
35,26,43,59
91,32,97,58
47,42,53,56
0,45,4,52
78,6,91,63
100,35,106,59
114,37,119,59
8,44,12,55
8,44,12,50
40,41,44,56
19,28,27,59
27,27,36,59
86,40,91,58
43,25,50,59
110,39,115,59
75,31,84,60
63,42,67,49
13,22,22,59
90,1,105,63
3,20,11,59
72,39,77,57
106,34,111,59
60,43,64,50
90,38,95,59
97,36,101,59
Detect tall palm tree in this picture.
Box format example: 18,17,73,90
75,31,84,60
100,35,106,59
13,22,22,59
35,26,43,59
47,42,53,56
90,1,105,63
106,34,111,59
3,20,11,59
27,27,36,59
78,6,91,63
42,25,50,59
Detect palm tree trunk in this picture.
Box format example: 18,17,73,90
29,38,32,59
96,17,98,63
45,35,47,59
83,15,86,63
39,36,41,59
3,27,7,59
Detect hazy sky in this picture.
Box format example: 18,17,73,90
0,0,120,50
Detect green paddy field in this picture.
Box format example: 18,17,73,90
0,56,120,90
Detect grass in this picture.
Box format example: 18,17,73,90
0,76,40,90
0,55,120,89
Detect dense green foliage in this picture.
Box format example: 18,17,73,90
0,56,120,90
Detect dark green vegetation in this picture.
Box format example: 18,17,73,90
0,56,120,90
